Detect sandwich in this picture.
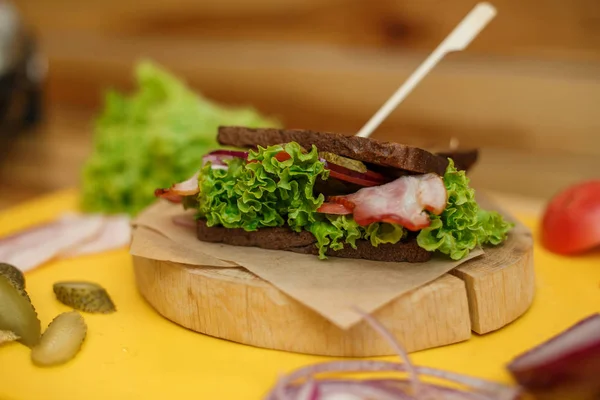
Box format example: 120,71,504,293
155,127,513,263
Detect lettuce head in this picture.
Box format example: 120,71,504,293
80,61,280,216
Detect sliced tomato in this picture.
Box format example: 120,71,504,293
328,170,383,187
275,151,291,162
316,202,353,215
363,169,388,182
541,180,600,255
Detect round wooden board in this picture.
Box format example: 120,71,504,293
132,218,534,357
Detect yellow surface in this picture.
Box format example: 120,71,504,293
0,190,598,400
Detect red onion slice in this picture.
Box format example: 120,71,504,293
202,150,248,171
270,379,504,400
507,313,600,398
206,149,249,159
353,307,420,395
201,154,228,166
266,308,521,400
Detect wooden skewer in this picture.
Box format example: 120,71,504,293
355,2,497,138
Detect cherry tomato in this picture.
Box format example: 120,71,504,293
541,180,600,255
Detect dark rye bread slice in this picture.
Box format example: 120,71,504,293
436,149,478,172
197,219,432,263
217,126,449,175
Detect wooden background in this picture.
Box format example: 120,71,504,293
1,0,599,210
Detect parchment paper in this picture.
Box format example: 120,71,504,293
130,200,483,329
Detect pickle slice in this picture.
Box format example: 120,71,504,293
0,263,25,290
319,152,368,173
53,281,116,314
31,311,87,367
0,276,41,347
0,263,30,302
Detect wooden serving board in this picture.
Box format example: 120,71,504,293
132,206,534,357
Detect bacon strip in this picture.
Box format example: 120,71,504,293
325,173,447,231
155,172,199,203
315,202,353,215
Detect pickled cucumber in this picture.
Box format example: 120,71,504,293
53,281,116,313
0,263,31,304
31,311,87,366
0,263,25,290
0,276,41,347
319,152,368,173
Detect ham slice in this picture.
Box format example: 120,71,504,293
324,173,448,231
155,172,200,203
62,215,131,257
0,214,105,272
0,213,132,272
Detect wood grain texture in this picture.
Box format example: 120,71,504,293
3,1,598,209
12,0,600,62
452,221,535,334
9,32,592,201
39,34,600,163
131,196,534,356
450,194,536,334
133,257,472,356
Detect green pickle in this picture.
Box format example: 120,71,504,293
0,276,41,348
319,151,368,173
53,281,117,314
31,311,87,367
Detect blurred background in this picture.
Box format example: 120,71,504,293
0,0,598,211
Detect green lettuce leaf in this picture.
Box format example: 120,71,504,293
197,142,329,232
80,60,280,216
196,142,408,259
363,222,407,246
195,142,510,260
416,159,513,260
307,214,407,259
307,215,362,257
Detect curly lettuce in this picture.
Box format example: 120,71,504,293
197,142,329,232
196,144,511,260
416,159,513,260
80,60,280,216
308,215,407,258
197,143,408,258
307,215,363,257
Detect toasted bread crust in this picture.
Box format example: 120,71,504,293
217,126,449,175
197,219,432,263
